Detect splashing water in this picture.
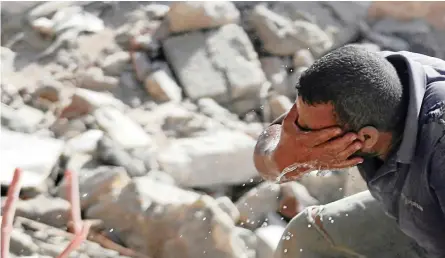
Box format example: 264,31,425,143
274,162,316,184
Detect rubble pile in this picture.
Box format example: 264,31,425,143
1,1,443,257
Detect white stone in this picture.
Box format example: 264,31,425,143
250,5,333,57
157,130,258,187
65,129,104,154
268,95,292,121
167,1,240,33
163,24,267,115
255,225,286,258
0,129,64,187
144,70,182,102
260,57,290,96
74,88,126,110
101,51,131,76
94,107,152,149
235,182,281,226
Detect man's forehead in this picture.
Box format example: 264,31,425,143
296,98,339,131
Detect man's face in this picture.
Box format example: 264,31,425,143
295,97,338,132
296,97,377,159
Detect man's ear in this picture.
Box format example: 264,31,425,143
357,126,379,151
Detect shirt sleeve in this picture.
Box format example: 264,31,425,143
430,134,445,216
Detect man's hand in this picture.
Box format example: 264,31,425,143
254,103,364,182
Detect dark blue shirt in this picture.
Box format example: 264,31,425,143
358,51,445,257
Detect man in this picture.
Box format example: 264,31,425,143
254,45,445,258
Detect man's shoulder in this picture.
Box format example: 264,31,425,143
379,50,445,71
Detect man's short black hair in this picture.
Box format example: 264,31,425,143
296,45,407,135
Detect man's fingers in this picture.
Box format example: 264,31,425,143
317,132,358,150
282,103,298,133
330,157,364,169
337,141,362,160
304,127,343,147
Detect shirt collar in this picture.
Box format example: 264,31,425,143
384,52,427,164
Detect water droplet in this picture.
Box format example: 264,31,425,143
203,251,206,254
56,215,61,219
179,235,183,238
283,205,287,209
110,228,114,232
249,178,254,183
308,224,311,228
82,193,88,198
242,184,246,187
285,236,290,240
346,214,349,217
339,188,343,191
328,217,332,220
331,220,334,223
284,249,288,253
300,249,303,252
203,217,207,221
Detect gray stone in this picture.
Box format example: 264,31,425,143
255,225,286,258
101,51,131,77
114,71,147,108
288,67,307,95
163,24,267,115
1,82,20,105
260,57,290,96
293,49,314,68
94,106,152,149
65,153,99,173
167,1,240,33
1,104,45,133
271,2,369,49
131,52,152,82
249,5,333,57
157,130,258,187
145,170,176,185
197,98,239,122
15,195,70,228
97,137,148,177
86,177,201,255
299,170,349,204
10,230,40,256
144,4,170,20
1,47,16,75
0,129,64,188
162,109,222,138
216,196,240,222
234,227,257,258
11,217,132,258
235,182,281,228
144,70,182,103
58,166,131,210
50,117,87,139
